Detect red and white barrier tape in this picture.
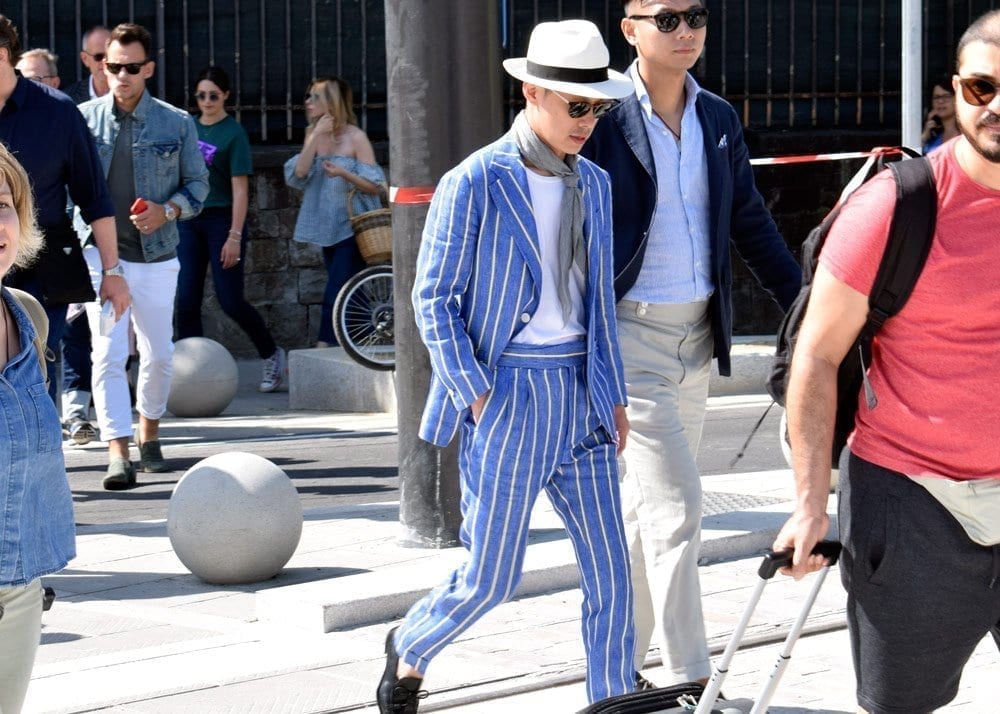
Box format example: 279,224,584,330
390,147,906,204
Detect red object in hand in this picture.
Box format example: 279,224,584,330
130,197,148,214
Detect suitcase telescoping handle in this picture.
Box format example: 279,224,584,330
695,541,842,714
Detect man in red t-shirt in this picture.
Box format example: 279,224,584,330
774,10,1000,714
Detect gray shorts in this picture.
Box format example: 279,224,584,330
839,451,1000,714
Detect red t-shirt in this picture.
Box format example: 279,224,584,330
820,139,1000,480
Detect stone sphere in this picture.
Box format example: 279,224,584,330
167,337,239,417
168,452,303,584
779,410,839,492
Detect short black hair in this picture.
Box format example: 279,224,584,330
956,9,1000,70
109,22,152,60
0,15,23,66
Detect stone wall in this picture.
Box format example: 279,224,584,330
199,131,897,358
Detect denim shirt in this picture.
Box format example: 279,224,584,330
0,288,75,587
79,91,209,261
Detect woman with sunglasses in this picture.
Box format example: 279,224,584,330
921,77,960,154
175,66,286,392
284,76,384,348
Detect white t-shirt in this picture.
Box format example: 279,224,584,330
510,169,586,345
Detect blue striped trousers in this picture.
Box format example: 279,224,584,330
394,340,635,703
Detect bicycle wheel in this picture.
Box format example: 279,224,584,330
332,264,395,371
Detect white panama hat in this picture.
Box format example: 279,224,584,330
503,19,633,101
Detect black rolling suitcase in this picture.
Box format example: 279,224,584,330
579,541,842,714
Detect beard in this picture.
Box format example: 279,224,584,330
956,110,1000,163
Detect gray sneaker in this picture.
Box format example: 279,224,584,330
67,418,97,446
103,457,136,490
259,347,287,392
137,439,168,473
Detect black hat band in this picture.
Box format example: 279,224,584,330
525,60,608,84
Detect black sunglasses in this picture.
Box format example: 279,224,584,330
86,51,105,62
551,90,617,119
196,91,222,102
957,76,999,107
628,8,709,33
105,60,150,75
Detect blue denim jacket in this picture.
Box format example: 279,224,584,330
79,91,209,261
0,288,75,587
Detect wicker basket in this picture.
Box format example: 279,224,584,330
348,187,392,265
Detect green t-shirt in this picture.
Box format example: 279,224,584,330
195,114,253,208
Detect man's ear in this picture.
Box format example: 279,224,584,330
523,82,542,107
142,60,156,80
0,47,9,66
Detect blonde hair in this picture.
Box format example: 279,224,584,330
307,76,358,130
0,143,42,270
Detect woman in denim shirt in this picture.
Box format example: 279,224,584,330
284,76,385,347
0,143,75,714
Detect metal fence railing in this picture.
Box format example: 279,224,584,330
5,0,999,146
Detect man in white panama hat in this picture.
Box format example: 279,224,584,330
376,19,636,714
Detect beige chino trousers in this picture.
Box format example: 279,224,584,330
0,579,42,714
616,299,713,683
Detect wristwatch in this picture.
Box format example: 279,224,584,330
102,263,125,278
163,203,177,221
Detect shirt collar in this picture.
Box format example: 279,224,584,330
630,60,702,125
111,89,152,122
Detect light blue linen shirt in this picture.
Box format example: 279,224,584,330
623,65,714,304
284,154,386,247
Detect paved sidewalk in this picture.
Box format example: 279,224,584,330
24,357,997,713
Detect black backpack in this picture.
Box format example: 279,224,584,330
766,150,937,464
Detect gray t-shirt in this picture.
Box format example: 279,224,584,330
107,110,174,263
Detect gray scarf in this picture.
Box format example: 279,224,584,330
509,111,587,324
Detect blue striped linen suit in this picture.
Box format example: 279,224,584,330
399,135,635,703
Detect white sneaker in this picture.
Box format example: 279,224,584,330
259,347,287,392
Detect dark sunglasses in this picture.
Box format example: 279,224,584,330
304,92,322,103
196,91,222,102
551,90,617,119
957,76,999,107
628,8,709,33
86,51,105,62
105,60,150,75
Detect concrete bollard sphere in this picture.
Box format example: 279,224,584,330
168,452,303,584
167,337,239,417
779,410,839,493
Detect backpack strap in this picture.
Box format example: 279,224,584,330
5,287,50,384
863,156,938,336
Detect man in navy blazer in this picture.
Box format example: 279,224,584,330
580,0,803,690
378,20,637,714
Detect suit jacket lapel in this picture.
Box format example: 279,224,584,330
617,68,656,181
487,145,544,292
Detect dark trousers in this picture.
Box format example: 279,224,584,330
175,208,276,359
839,451,1000,714
319,238,365,344
62,311,92,395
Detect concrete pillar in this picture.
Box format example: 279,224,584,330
385,2,503,547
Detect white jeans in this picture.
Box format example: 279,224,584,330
616,299,713,683
0,580,42,714
85,247,179,441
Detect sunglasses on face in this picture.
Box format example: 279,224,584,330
105,60,150,75
957,76,999,107
196,91,222,102
551,90,617,119
86,52,105,62
628,7,709,33
304,92,322,103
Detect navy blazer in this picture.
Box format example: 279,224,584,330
412,135,628,447
581,78,802,376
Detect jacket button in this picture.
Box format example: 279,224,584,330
637,308,647,316
520,312,531,323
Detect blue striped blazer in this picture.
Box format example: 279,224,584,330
412,135,628,448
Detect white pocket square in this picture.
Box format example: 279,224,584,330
718,135,728,150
